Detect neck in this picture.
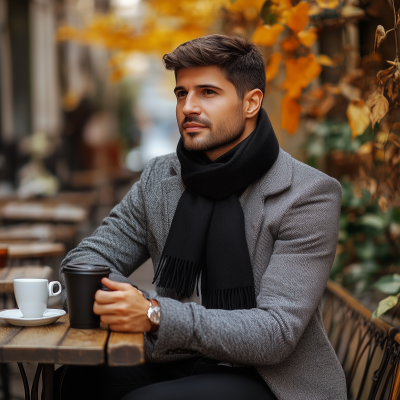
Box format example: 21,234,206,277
205,115,258,161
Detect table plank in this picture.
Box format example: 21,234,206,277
0,314,70,363
107,332,144,366
0,266,53,293
0,202,87,223
56,325,109,365
0,314,109,365
0,223,77,243
5,242,66,259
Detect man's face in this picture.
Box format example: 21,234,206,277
174,65,246,153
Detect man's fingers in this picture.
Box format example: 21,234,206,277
93,302,120,315
100,314,122,325
101,277,132,291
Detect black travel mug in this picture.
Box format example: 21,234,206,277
63,263,111,329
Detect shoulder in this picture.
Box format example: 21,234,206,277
140,153,178,187
275,149,342,203
289,154,342,204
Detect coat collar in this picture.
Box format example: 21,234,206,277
169,147,292,200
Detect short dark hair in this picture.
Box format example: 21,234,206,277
163,34,266,99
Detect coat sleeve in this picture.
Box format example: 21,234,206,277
149,176,342,366
59,158,156,310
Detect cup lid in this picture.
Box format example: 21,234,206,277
63,263,111,274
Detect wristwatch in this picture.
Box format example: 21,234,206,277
147,299,161,333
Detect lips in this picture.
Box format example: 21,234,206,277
183,123,207,132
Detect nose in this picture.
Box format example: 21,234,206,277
182,92,201,116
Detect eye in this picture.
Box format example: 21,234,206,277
176,91,187,98
204,89,216,95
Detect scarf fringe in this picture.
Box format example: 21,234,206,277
203,286,256,310
152,255,202,298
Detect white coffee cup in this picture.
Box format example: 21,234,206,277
13,279,62,318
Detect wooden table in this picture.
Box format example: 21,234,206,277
4,243,66,260
0,266,53,293
0,314,144,400
0,224,77,245
0,202,87,223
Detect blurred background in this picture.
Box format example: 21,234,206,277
0,0,400,343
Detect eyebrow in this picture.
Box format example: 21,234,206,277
173,84,223,94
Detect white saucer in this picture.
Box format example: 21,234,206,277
0,309,66,327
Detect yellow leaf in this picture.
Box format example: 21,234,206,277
282,94,301,134
316,0,338,9
372,295,399,320
266,53,282,82
377,131,389,143
347,100,370,138
252,24,285,47
286,1,309,34
308,5,322,16
341,5,365,18
357,142,373,155
297,27,318,47
316,54,335,67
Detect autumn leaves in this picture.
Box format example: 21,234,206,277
253,1,323,134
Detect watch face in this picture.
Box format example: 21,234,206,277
150,306,161,325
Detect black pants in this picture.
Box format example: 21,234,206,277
54,357,277,400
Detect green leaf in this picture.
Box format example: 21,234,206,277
373,274,400,294
358,214,387,230
355,240,376,261
372,295,399,320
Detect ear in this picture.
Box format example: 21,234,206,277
244,89,263,119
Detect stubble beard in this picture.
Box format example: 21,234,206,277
179,108,246,153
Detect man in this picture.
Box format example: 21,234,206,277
58,34,346,400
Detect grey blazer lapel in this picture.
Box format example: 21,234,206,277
160,174,185,244
240,149,293,263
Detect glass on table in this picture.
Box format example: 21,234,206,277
0,245,8,268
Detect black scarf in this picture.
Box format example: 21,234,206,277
152,108,279,310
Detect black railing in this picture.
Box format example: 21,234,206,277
324,281,400,400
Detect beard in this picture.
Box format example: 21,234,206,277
178,107,246,152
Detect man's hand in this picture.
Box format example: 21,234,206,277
93,277,151,333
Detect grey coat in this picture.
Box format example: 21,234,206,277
60,148,347,400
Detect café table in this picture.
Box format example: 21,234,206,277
0,224,77,246
5,242,66,261
0,314,144,400
0,202,87,224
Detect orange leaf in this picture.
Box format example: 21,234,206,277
282,54,322,97
282,94,301,134
252,24,285,47
281,36,300,52
297,27,318,47
266,53,282,82
286,1,309,34
316,0,338,9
